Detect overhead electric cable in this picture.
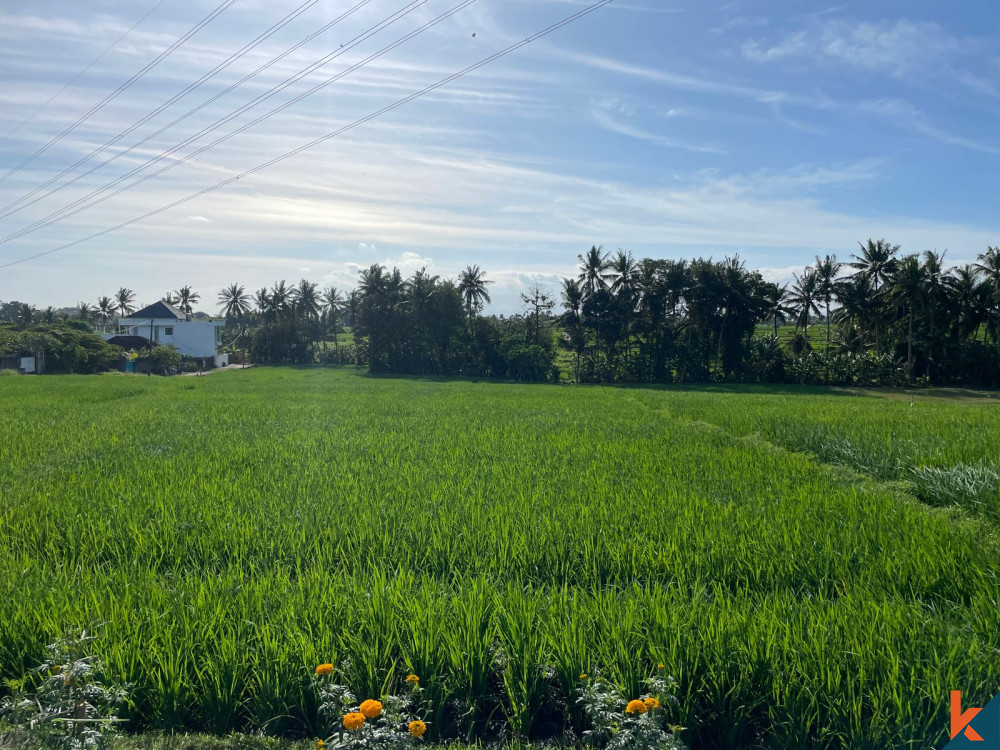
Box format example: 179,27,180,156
0,0,320,219
0,0,461,243
0,0,615,270
0,0,239,186
0,0,169,149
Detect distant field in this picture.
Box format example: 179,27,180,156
1,369,999,749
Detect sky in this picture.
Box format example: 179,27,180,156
0,0,998,315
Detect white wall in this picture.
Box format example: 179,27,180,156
114,318,224,358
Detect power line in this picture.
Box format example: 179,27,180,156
0,0,170,150
0,0,377,223
0,0,239,186
0,0,615,271
0,0,455,243
0,0,321,219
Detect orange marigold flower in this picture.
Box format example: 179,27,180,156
626,699,648,715
315,663,334,676
408,720,427,738
405,674,420,684
359,699,383,719
343,712,365,731
643,697,660,710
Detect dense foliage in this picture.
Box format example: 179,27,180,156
1,369,998,748
557,242,1000,386
5,241,998,385
0,322,122,374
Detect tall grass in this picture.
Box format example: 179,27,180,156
1,370,998,748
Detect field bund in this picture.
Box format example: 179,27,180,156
1,368,998,748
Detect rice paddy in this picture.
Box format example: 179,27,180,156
1,369,998,749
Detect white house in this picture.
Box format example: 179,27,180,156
101,301,227,365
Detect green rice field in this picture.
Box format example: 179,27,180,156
1,368,999,749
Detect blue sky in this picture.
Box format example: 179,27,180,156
0,0,997,313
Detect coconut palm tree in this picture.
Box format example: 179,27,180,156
577,245,611,298
814,253,842,380
115,287,136,317
218,283,251,320
764,284,792,336
76,302,93,322
96,296,117,327
885,254,927,377
174,286,200,314
458,265,493,320
848,239,899,351
787,267,821,334
947,264,987,341
560,277,585,382
321,286,347,353
920,250,951,381
975,246,1000,355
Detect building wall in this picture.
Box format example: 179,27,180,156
113,318,223,358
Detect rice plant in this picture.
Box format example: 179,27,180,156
1,369,999,749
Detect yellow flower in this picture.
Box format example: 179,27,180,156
408,720,427,738
359,699,383,719
315,663,334,677
343,712,365,731
579,673,589,680
643,697,660,710
626,699,648,715
50,665,62,675
405,674,420,685
656,663,665,670
316,740,325,750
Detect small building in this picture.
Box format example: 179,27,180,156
101,301,226,365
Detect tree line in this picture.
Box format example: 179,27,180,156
3,241,999,385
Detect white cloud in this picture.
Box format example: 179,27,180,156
742,19,969,77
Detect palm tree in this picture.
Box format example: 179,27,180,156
42,306,58,324
96,296,117,327
292,279,321,320
947,264,987,341
921,250,950,381
115,287,136,317
560,278,585,382
15,303,35,329
268,280,292,319
76,302,93,322
577,245,611,297
174,286,200,314
787,267,821,334
162,292,180,306
609,250,639,366
321,286,347,353
848,239,899,351
764,284,792,336
458,265,493,320
218,284,251,320
885,254,927,378
814,253,841,380
975,246,1000,356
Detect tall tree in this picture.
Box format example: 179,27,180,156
174,286,200,314
975,246,1000,356
458,265,493,320
218,284,251,320
814,253,842,380
848,239,899,351
885,254,927,378
96,296,117,327
577,245,612,297
115,287,136,317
